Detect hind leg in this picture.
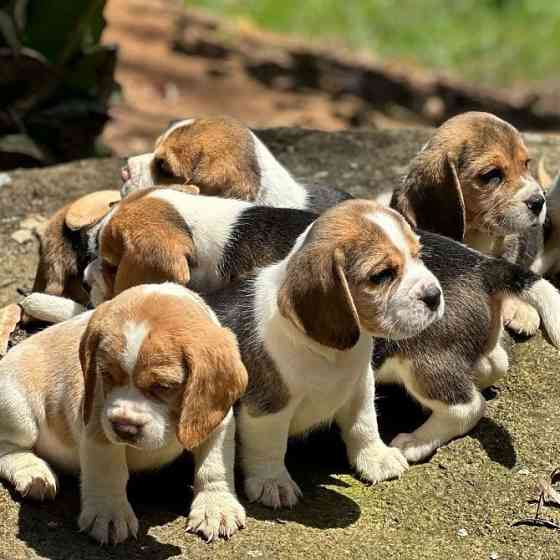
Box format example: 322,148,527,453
0,388,58,500
383,361,485,463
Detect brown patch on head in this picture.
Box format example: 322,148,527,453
394,111,535,239
98,190,195,299
152,117,261,200
277,200,420,348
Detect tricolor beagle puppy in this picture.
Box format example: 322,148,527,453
120,116,351,212
82,190,560,466
207,200,444,506
392,112,547,336
0,283,247,543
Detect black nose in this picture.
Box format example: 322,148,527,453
111,420,143,441
420,285,441,312
525,195,545,216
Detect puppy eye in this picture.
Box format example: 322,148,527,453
369,268,395,285
150,383,178,399
154,158,176,179
479,168,503,185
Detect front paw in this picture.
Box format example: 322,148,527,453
79,496,139,545
245,469,302,509
187,490,246,542
503,299,540,337
353,442,408,483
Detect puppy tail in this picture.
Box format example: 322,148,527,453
518,278,560,348
20,293,86,324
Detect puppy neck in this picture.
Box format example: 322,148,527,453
464,228,504,257
250,132,308,210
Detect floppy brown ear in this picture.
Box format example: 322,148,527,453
177,330,248,450
393,152,466,241
112,238,193,296
277,246,360,350
65,190,120,231
79,317,101,426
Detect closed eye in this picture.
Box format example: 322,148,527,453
154,158,177,180
150,382,180,400
369,268,395,285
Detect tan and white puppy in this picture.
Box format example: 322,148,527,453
120,116,351,212
392,112,547,336
0,283,247,544
32,190,121,305
206,200,444,507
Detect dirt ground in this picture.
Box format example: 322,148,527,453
0,127,560,559
100,0,420,157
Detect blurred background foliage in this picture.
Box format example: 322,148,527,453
0,0,117,168
190,0,559,87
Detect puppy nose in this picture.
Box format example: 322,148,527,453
420,285,442,312
525,195,545,216
111,420,144,441
120,165,131,183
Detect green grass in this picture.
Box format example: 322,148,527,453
189,0,560,87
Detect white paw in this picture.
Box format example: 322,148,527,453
503,299,540,337
391,432,437,463
187,490,246,542
353,442,408,483
10,455,58,501
79,496,139,545
245,470,302,509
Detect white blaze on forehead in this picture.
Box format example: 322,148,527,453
121,320,150,376
368,210,416,259
159,118,196,145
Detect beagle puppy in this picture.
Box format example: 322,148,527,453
81,189,560,465
392,112,547,336
205,200,445,506
120,116,351,212
32,190,121,305
0,283,247,543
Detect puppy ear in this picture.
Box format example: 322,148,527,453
278,245,360,350
393,152,466,241
79,316,102,426
177,330,248,450
113,241,192,296
65,190,120,231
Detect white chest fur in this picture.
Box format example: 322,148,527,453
263,315,373,436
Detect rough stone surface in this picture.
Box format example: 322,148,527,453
0,128,560,560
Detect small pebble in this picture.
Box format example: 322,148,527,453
11,229,34,244
457,528,468,537
490,553,499,560
0,173,12,188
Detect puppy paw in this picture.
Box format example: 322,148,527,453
187,490,246,542
503,299,540,337
391,432,437,463
79,497,139,545
8,454,58,501
245,470,302,509
353,442,408,483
